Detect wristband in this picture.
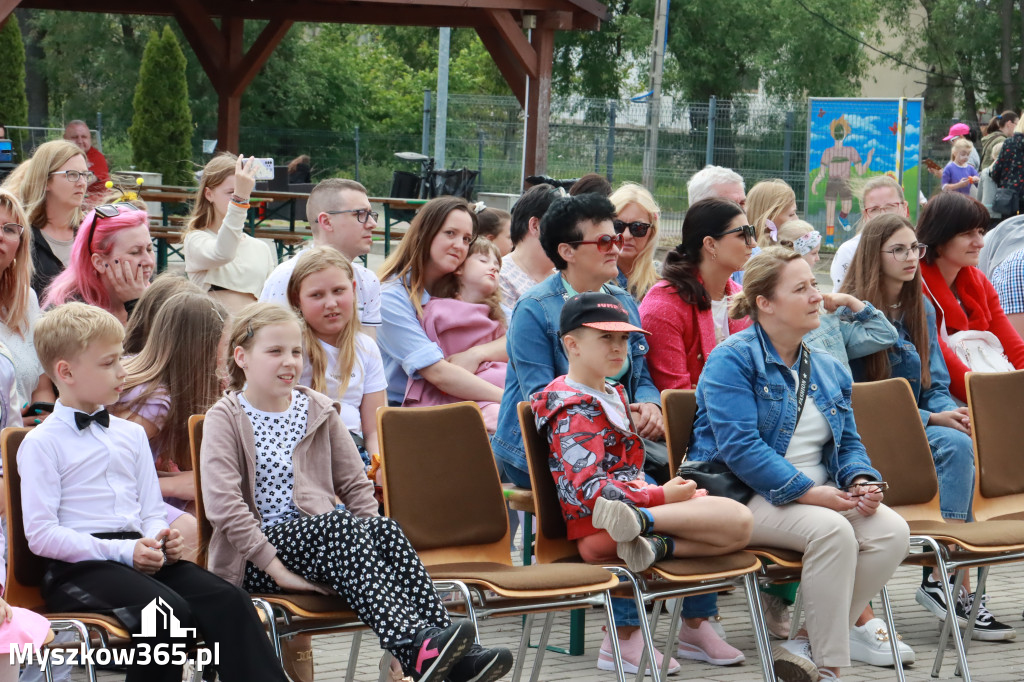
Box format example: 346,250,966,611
231,194,250,205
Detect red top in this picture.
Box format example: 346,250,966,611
920,261,1024,401
85,146,110,203
639,278,751,391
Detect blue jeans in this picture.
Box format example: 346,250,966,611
926,424,975,521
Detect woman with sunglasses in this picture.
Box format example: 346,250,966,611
916,192,1024,403
493,194,683,675
841,214,1017,641
0,188,55,410
609,183,661,302
42,201,155,325
640,198,754,392
3,140,90,295
183,153,276,315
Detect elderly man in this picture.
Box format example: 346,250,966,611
63,120,109,205
688,165,750,282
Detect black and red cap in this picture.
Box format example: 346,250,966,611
559,292,650,337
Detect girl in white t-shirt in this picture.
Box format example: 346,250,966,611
288,246,387,462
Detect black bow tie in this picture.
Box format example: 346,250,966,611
74,409,110,430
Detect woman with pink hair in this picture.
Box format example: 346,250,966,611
42,202,155,324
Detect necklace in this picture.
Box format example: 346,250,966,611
888,301,902,309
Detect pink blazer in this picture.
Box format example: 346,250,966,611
639,279,751,390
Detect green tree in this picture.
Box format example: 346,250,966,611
0,15,29,145
129,26,192,184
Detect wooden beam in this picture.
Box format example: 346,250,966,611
0,0,22,26
171,0,224,82
524,27,553,178
476,25,526,108
229,19,293,97
484,9,537,78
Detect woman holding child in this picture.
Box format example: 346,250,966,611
689,247,911,682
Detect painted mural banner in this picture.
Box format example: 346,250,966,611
806,98,922,247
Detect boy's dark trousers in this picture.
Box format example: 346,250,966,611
42,558,288,682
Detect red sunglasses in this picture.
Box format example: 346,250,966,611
568,233,624,252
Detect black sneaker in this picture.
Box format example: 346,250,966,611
446,643,513,682
915,574,968,626
962,592,1017,642
407,620,476,682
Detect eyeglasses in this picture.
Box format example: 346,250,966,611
568,233,624,252
324,208,379,224
864,201,906,218
881,243,927,261
845,480,889,497
719,224,757,245
83,202,144,254
49,170,96,184
613,220,652,238
0,223,23,240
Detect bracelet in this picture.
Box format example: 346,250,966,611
231,194,250,205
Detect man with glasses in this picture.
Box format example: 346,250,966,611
260,178,382,337
830,176,909,289
63,120,109,206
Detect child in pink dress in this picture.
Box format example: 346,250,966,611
404,239,507,431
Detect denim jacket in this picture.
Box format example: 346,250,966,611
689,324,880,506
803,302,899,368
850,297,958,425
491,273,661,473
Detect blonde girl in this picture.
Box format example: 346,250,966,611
609,182,661,301
942,139,979,195
768,219,822,267
201,302,509,682
287,246,386,460
114,291,229,561
748,179,798,247
474,206,513,257
183,153,277,314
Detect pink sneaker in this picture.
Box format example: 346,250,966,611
597,628,681,676
676,620,745,666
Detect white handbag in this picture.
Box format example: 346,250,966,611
944,329,1016,373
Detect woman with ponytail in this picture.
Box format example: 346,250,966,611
639,198,755,390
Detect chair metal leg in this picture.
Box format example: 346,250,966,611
511,614,534,682
928,547,972,682
635,599,663,682
606,567,663,682
378,652,394,682
251,598,281,659
660,596,685,682
955,566,989,678
527,612,556,682
602,591,626,682
788,584,803,640
878,586,906,682
345,630,363,682
742,572,777,682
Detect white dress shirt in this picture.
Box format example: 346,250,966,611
18,400,168,566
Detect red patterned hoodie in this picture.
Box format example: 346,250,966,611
532,376,665,540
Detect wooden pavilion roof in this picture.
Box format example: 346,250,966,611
3,0,609,179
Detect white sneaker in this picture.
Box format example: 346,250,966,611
849,618,915,666
772,637,817,682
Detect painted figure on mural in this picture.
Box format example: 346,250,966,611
810,116,875,246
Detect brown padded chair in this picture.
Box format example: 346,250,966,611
519,401,776,682
377,402,622,682
853,378,1024,681
965,370,1024,521
2,427,130,682
188,415,368,682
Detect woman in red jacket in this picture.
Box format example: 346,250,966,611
639,198,754,390
917,192,1024,402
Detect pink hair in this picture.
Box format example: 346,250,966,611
43,207,149,311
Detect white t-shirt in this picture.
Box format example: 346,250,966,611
259,246,382,327
710,298,730,344
239,390,307,529
784,368,831,485
298,332,386,435
830,233,862,291
565,378,631,432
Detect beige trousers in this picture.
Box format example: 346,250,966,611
747,495,910,668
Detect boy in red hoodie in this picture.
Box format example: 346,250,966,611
531,292,753,572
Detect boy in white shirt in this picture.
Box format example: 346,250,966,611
18,302,288,682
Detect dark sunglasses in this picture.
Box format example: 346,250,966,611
613,220,652,238
568,232,624,252
845,480,889,497
720,224,757,245
84,202,144,253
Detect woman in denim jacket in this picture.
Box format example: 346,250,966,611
841,214,1017,641
690,247,910,682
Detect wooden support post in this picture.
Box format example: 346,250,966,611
524,28,553,179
